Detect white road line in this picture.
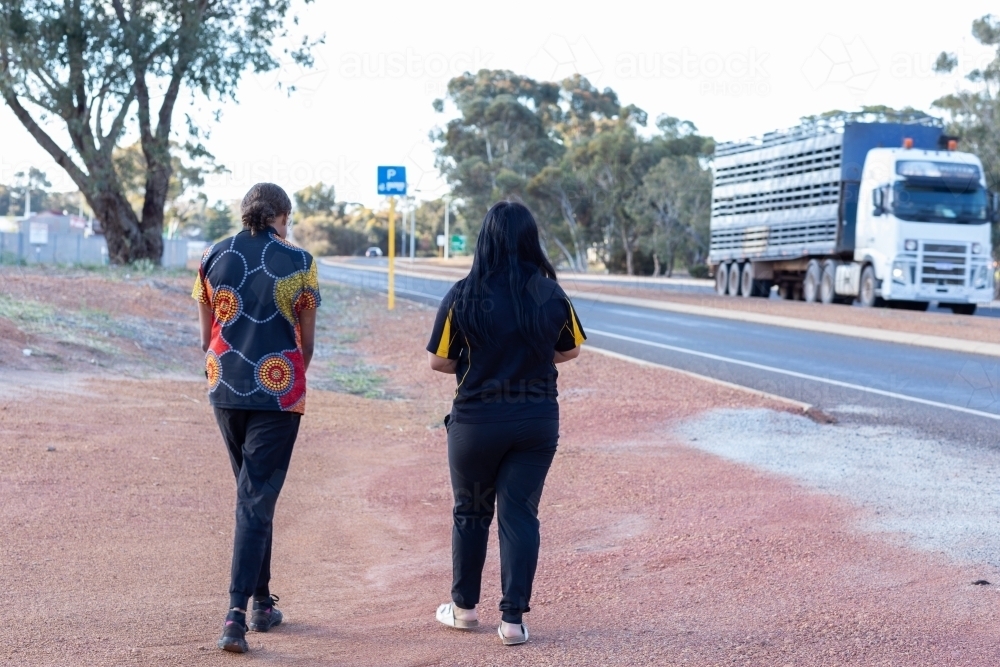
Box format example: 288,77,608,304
586,345,813,412
587,327,1000,422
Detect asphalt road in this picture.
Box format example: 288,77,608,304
320,263,1000,447
343,256,1000,317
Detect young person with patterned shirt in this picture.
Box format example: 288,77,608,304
427,200,586,646
191,182,321,653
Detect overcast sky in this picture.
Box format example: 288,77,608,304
1,0,997,208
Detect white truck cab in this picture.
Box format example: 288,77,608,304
856,148,993,312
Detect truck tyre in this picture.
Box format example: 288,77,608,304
740,262,755,297
803,260,821,302
859,265,878,308
950,304,977,315
715,263,729,296
819,260,836,304
728,261,742,296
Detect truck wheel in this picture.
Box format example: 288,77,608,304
803,260,821,302
728,261,742,296
858,265,878,307
715,263,729,295
819,260,836,304
950,304,977,315
740,262,755,297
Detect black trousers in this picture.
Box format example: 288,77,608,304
447,417,559,625
214,408,301,610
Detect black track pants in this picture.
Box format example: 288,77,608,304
447,417,558,625
214,408,300,610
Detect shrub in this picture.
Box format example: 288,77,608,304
688,264,709,279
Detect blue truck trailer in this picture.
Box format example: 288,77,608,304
709,118,995,314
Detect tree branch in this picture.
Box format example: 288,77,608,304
1,90,90,191
101,84,136,154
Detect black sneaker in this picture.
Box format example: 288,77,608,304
248,595,283,632
217,610,249,653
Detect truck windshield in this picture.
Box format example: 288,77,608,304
891,181,988,224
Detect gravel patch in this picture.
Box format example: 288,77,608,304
676,408,1000,567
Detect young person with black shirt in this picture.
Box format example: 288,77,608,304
427,200,585,645
192,183,321,653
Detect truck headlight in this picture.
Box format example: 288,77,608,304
904,239,918,252
974,264,989,288
972,242,983,255
891,261,910,285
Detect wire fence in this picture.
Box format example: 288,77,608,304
0,233,189,268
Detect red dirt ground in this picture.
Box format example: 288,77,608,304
1,275,999,665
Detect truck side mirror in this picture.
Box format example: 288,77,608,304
872,187,885,216
992,192,1000,222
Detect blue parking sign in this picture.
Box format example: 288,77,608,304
377,166,407,196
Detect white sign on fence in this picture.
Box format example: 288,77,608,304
29,222,48,245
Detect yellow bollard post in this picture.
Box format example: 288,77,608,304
387,196,395,310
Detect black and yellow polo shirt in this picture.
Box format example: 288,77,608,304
426,265,586,423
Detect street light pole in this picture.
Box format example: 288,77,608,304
409,198,416,261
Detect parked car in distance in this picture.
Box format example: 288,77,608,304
364,246,383,257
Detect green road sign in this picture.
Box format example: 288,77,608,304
450,235,466,254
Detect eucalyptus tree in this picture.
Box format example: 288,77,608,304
432,70,562,227
631,155,712,276
0,0,320,263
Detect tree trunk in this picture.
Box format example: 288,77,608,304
551,236,580,272
652,252,660,277
620,225,634,276
557,191,587,272
139,154,170,262
88,189,144,264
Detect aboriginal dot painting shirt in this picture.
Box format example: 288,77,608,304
426,263,586,424
191,227,321,414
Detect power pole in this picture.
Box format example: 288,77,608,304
443,196,451,260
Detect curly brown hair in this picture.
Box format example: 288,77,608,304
241,182,292,235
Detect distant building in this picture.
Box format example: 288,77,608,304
18,211,97,237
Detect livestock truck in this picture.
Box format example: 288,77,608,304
708,119,996,314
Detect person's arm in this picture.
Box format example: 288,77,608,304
426,287,460,374
553,346,580,364
299,308,317,371
198,302,213,353
428,350,458,374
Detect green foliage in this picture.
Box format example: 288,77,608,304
0,293,117,354
434,69,712,274
630,155,713,276
932,14,1000,254
800,105,936,126
292,183,462,258
202,201,236,242
294,183,338,218
0,0,321,263
0,167,91,217
330,364,386,399
688,264,709,279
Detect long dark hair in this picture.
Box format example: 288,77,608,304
241,182,291,235
452,200,557,357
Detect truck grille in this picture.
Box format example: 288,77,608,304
920,243,967,286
